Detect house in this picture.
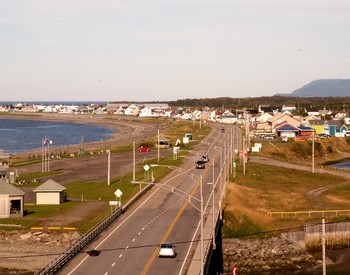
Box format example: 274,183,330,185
305,107,320,116
281,105,296,112
33,179,67,205
327,120,347,137
124,104,140,116
155,136,171,148
0,179,25,218
268,114,301,134
275,123,315,140
138,106,153,117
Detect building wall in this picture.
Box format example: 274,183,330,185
36,192,61,205
0,196,9,218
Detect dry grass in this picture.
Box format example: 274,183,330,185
222,161,350,238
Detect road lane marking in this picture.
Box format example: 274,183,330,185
140,169,208,275
125,246,129,249
119,254,123,258
111,263,115,267
66,167,205,275
132,238,135,242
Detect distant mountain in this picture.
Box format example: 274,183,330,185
276,79,350,97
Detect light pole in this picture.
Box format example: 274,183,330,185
106,150,111,185
149,164,205,275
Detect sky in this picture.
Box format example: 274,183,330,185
1,0,350,102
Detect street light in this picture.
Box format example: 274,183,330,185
150,164,204,275
106,150,111,185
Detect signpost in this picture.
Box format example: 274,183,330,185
114,189,123,207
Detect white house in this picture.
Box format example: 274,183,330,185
33,179,67,205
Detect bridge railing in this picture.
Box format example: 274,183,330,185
35,184,153,275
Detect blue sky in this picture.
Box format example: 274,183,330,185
1,0,349,102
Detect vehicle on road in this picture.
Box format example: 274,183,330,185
138,146,151,152
202,155,209,163
159,242,176,258
196,160,205,169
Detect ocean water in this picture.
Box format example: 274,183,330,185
329,161,350,170
0,119,116,154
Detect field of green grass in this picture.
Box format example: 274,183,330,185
2,120,211,232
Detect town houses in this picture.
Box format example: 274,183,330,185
1,102,350,140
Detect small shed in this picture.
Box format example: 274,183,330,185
155,136,171,149
33,179,67,205
0,150,10,168
0,179,25,218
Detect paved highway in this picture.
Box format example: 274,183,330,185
59,124,234,275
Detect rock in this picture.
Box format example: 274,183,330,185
38,233,51,243
71,231,81,240
20,232,32,241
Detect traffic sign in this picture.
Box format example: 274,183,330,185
114,189,123,198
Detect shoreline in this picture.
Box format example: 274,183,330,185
0,113,159,159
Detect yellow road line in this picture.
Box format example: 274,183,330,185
141,169,209,275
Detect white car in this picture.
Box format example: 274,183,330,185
158,242,176,258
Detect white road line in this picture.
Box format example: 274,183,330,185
138,232,141,235
119,254,123,258
66,182,173,274
111,263,115,267
132,238,135,242
125,246,129,249
142,227,145,230
104,272,108,275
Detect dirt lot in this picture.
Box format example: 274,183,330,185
0,114,164,274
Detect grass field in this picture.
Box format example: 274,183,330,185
222,161,350,238
2,120,211,232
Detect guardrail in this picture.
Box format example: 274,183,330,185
268,209,350,218
35,184,153,275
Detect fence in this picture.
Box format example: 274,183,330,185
267,209,350,218
35,184,152,275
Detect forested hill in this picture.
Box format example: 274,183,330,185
166,96,350,110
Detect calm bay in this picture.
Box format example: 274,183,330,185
0,119,116,154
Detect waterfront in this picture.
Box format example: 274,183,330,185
0,118,115,154
328,158,350,170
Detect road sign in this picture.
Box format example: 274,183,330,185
114,189,123,198
109,201,118,205
144,164,150,171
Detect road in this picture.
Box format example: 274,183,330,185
58,124,233,274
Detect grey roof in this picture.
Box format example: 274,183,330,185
33,179,66,192
0,179,25,196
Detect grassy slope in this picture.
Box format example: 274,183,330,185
223,138,350,238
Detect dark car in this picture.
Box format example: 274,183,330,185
196,160,205,169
